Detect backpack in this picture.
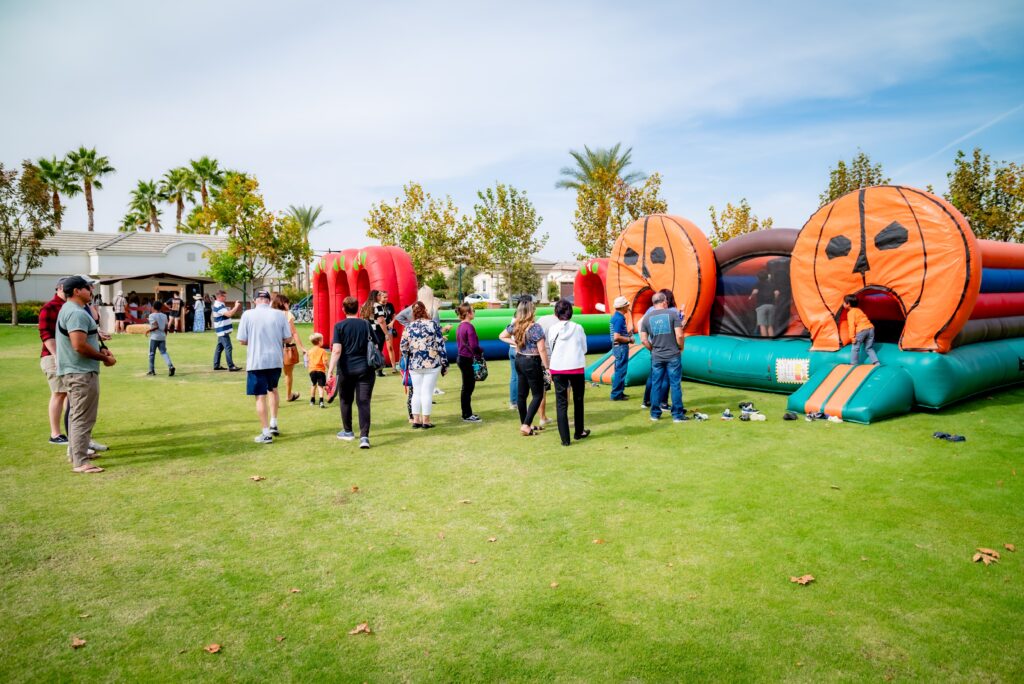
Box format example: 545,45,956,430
365,320,385,370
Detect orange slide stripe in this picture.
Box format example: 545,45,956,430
804,365,852,414
980,239,1024,270
592,356,614,384
823,365,876,417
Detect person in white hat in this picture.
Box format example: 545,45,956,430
609,295,634,401
192,293,206,332
113,290,127,333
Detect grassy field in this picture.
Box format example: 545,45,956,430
1,324,1022,682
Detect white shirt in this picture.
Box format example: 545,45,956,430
546,320,588,371
236,303,291,371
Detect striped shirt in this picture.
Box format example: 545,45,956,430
212,300,233,337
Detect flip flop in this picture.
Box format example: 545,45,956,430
73,464,104,474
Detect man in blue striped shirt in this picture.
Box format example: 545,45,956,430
211,289,242,371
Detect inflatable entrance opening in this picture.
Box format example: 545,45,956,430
574,259,609,314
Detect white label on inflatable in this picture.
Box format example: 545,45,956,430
775,358,810,384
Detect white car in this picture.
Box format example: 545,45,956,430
463,293,491,304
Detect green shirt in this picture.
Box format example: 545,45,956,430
56,301,100,375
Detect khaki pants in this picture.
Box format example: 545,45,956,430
63,372,100,467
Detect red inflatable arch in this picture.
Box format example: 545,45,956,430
574,258,609,313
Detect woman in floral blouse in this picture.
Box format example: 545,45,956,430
400,301,449,429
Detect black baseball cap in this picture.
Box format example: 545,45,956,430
62,275,98,296
254,289,271,300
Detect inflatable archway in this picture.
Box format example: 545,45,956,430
574,258,609,314
791,186,981,353
605,214,717,334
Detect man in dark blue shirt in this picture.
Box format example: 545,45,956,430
608,296,633,400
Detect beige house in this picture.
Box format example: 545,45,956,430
470,257,581,303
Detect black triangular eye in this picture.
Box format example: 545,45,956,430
826,235,852,259
875,221,908,250
650,247,666,264
624,247,639,265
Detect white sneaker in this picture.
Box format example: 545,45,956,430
433,388,445,395
359,437,370,449
89,440,109,452
254,433,273,444
269,425,280,436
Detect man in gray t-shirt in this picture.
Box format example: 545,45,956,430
237,290,292,444
56,275,116,473
146,302,175,376
640,292,686,421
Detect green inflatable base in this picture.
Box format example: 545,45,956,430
786,364,915,424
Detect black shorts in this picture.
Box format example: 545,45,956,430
309,371,326,387
246,368,282,396
115,312,126,321
168,312,181,318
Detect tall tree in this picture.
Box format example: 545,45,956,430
190,156,224,211
572,170,668,258
467,183,547,305
945,148,1024,242
66,146,115,231
556,143,645,191
285,204,330,291
819,149,889,206
203,174,311,302
0,162,58,324
35,156,81,230
365,182,469,280
127,180,164,232
158,167,198,231
707,198,774,247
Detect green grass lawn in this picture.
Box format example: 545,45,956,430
1,324,1022,682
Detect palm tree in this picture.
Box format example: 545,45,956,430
158,167,198,231
128,180,164,232
66,146,116,231
189,156,224,210
286,205,330,290
555,143,645,191
35,157,81,230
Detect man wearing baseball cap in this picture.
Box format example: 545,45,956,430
236,289,292,443
56,275,116,473
608,295,634,401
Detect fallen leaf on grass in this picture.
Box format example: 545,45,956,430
973,548,1000,565
437,532,445,540
790,574,815,585
458,499,471,504
1005,543,1016,552
78,613,91,619
487,537,497,543
71,637,86,649
350,485,360,493
250,475,265,482
289,588,301,594
550,582,559,588
468,559,478,565
592,538,606,544
348,623,372,635
275,636,286,642
830,485,841,490
204,643,221,654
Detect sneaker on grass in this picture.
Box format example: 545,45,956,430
254,433,273,444
337,430,355,441
359,437,370,449
89,440,108,452
49,435,68,445
463,415,482,423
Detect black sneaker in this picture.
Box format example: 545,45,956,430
169,367,175,377
146,371,156,376
319,401,326,409
228,366,243,372
310,397,315,405
213,366,227,371
269,426,280,436
462,415,483,423
49,434,68,445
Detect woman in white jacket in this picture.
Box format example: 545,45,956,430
546,299,591,446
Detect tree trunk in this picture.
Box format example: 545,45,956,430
304,258,311,295
8,279,18,326
151,205,161,233
85,180,95,231
52,191,62,230
176,197,184,231
201,182,208,209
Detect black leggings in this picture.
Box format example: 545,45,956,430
457,356,476,418
339,370,376,438
553,373,586,445
515,354,545,426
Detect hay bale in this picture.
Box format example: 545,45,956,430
126,323,150,335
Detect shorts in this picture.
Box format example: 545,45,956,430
309,370,326,387
755,304,775,327
115,312,126,321
168,312,181,319
40,355,66,393
246,368,282,396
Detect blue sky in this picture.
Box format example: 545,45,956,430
2,0,1022,259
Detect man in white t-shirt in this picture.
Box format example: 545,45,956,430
236,289,292,444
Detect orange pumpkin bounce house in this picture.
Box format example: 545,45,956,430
586,187,1024,423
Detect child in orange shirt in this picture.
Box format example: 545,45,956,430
307,332,329,408
843,294,879,365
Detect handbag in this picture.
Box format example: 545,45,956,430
473,356,488,381
284,343,300,366
366,320,385,370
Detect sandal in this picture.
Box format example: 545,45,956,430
520,426,534,437
73,464,104,474
288,393,301,402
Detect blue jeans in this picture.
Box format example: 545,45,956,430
649,356,684,420
610,345,629,399
643,366,668,407
149,339,173,372
508,346,517,404
851,327,879,365
213,334,235,368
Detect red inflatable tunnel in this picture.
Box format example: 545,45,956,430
575,258,609,313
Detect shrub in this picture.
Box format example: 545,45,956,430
0,301,45,324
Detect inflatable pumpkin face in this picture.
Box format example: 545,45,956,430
606,214,716,334
791,186,980,353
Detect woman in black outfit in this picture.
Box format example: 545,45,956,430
328,296,376,449
362,290,387,377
